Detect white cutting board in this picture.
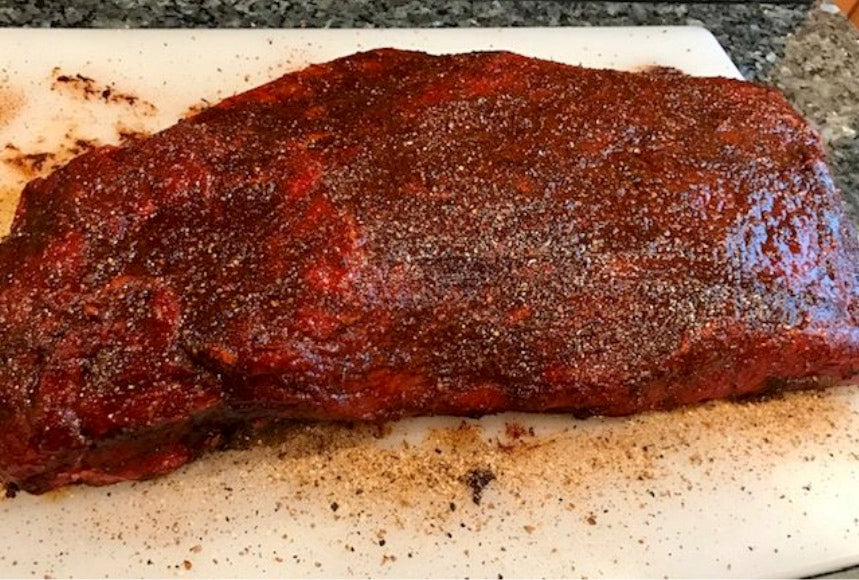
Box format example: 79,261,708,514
0,28,857,580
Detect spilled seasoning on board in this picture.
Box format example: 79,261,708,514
183,98,213,118
77,387,851,521
50,68,157,115
1,136,102,179
0,86,23,127
36,384,854,580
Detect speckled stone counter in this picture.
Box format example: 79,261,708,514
0,2,822,80
0,1,857,576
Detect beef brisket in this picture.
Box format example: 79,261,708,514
2,49,858,493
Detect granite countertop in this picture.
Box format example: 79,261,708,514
0,1,857,577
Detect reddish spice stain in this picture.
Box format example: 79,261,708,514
0,87,23,126
183,98,212,119
2,150,54,176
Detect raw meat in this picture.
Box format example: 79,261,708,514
1,49,858,493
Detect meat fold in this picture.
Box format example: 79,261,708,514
1,49,858,493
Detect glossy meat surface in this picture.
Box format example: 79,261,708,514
2,49,858,493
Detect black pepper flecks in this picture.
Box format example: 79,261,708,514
463,468,496,505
